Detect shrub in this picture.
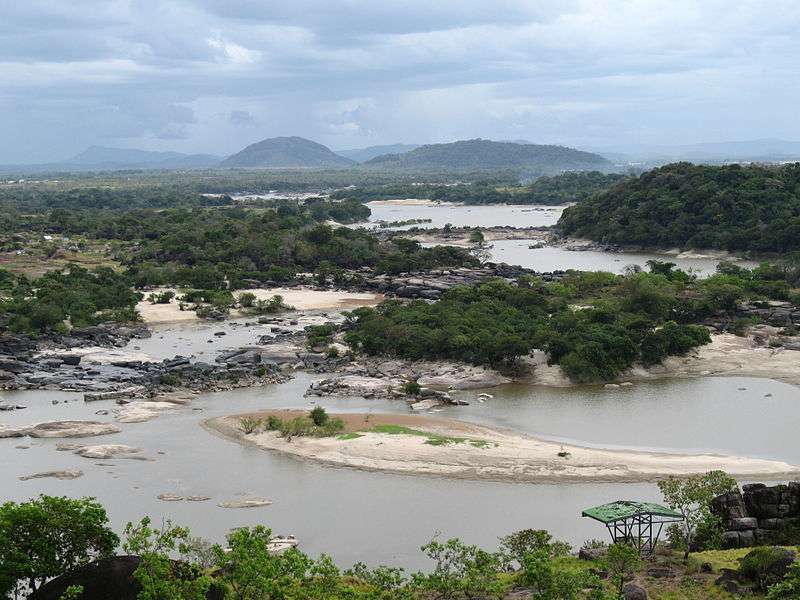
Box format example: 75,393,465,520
147,291,175,304
402,381,421,396
159,373,180,387
266,415,283,431
499,529,571,567
239,417,262,434
309,406,329,426
739,546,797,592
237,292,256,308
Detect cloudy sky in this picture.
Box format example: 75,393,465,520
2,0,799,162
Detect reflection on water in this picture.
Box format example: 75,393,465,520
2,374,797,567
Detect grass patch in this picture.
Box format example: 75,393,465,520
338,432,365,441
691,546,800,572
369,424,494,448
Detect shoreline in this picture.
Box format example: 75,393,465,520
204,411,800,484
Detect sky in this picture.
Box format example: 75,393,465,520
2,0,800,163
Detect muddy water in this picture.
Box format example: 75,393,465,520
2,373,796,568
365,201,565,229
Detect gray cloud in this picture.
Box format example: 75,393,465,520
1,0,799,162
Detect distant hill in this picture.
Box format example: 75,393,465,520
363,139,612,172
557,162,800,253
221,136,355,168
335,144,420,163
63,146,221,169
591,138,800,165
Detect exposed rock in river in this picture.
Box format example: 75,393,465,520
74,444,143,459
19,469,84,481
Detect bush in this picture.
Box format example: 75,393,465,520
402,381,421,396
239,417,262,434
237,292,256,308
499,529,571,567
309,406,329,426
266,415,282,431
147,290,175,304
739,546,797,592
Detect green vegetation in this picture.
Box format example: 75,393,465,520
0,265,140,335
252,408,346,439
658,471,738,559
344,259,800,382
3,493,800,599
558,162,800,253
368,424,493,447
0,496,118,597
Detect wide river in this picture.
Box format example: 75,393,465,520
0,202,792,569
2,366,797,568
365,201,757,275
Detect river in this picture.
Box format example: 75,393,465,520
1,373,796,569
365,201,757,276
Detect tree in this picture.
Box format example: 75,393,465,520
212,525,312,599
0,495,118,596
604,543,641,597
657,470,737,560
123,517,212,600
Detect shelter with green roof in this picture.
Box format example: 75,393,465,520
582,500,683,554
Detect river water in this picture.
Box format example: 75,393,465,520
0,202,793,568
365,201,757,276
1,373,796,569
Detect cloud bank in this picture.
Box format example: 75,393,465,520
1,0,798,162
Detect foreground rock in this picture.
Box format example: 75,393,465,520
712,481,800,547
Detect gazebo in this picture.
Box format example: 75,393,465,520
582,500,684,555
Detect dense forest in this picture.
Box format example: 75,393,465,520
557,162,800,253
331,171,627,205
345,260,799,383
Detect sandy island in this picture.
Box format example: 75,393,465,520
136,287,383,325
205,410,800,484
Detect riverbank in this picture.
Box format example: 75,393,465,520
206,411,800,484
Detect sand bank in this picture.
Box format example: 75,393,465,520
206,411,800,484
136,287,382,325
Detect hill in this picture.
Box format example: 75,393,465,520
335,143,420,163
363,139,612,172
63,146,220,169
221,136,355,168
557,162,800,253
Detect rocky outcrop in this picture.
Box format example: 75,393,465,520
711,482,800,548
19,469,84,481
74,444,143,459
0,420,122,439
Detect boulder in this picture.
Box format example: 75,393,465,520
74,444,142,459
28,421,122,438
621,582,647,600
578,547,607,561
729,517,758,531
30,556,142,600
218,497,272,508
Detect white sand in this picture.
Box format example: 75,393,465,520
206,413,800,484
136,287,382,325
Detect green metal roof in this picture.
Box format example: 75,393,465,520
581,501,682,524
